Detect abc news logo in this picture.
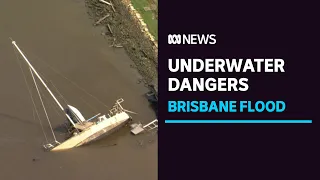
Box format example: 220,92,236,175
168,34,216,45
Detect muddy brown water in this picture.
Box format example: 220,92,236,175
0,0,157,179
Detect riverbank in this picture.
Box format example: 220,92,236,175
85,0,158,87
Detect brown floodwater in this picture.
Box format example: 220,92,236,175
0,0,157,179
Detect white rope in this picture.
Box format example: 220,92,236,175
29,67,59,143
13,48,49,144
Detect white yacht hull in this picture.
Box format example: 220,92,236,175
51,112,130,151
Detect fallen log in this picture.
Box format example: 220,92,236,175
113,45,123,48
99,0,112,6
94,14,110,26
107,23,113,35
99,0,116,12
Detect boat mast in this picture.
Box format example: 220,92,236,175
11,40,76,127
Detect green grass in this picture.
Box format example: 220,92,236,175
131,0,158,41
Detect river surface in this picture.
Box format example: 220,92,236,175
0,0,157,179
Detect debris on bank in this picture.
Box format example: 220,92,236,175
85,0,158,88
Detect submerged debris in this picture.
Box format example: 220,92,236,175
136,137,157,148
32,157,40,162
99,143,117,148
137,140,144,147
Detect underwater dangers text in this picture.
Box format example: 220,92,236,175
168,58,285,92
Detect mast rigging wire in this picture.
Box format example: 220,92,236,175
23,54,104,119
29,68,59,143
49,80,70,105
11,40,79,129
13,48,49,144
31,55,110,109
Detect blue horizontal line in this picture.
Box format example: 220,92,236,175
165,120,312,124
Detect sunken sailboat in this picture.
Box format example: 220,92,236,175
11,40,133,151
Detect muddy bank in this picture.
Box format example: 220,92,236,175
85,0,158,87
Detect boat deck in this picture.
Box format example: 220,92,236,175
74,122,94,130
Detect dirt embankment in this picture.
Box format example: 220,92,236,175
85,0,158,87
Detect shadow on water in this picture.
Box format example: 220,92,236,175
54,123,69,133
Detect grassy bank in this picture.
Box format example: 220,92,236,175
131,0,158,41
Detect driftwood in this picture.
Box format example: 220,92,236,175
99,0,112,6
109,38,123,48
94,14,110,26
141,50,148,58
113,45,123,48
111,4,116,12
99,0,116,12
107,23,113,35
